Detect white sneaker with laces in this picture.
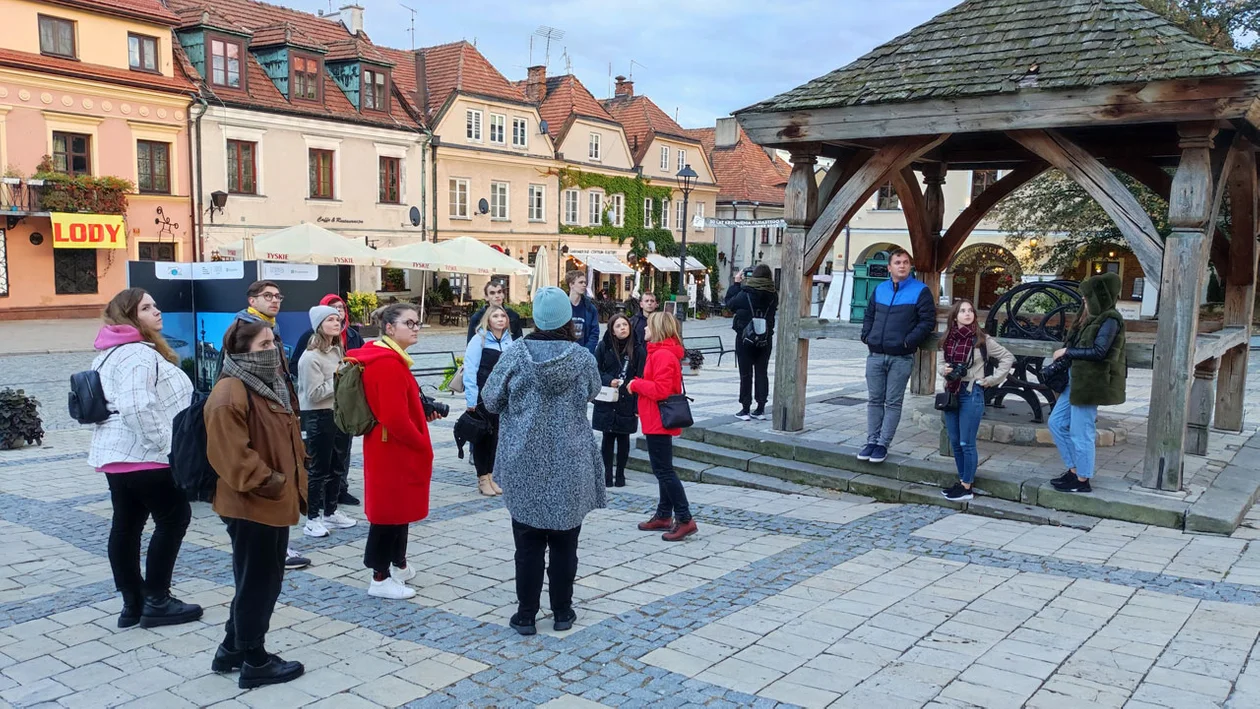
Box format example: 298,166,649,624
392,565,417,585
368,576,416,600
303,518,330,538
323,511,357,529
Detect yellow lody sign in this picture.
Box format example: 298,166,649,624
51,213,127,249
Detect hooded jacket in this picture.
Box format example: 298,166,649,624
724,281,779,340
630,339,686,436
288,294,364,373
87,325,194,470
462,329,512,409
346,342,434,525
482,339,606,531
592,329,646,435
860,276,937,356
1065,272,1127,407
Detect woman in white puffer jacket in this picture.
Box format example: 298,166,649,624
88,288,201,631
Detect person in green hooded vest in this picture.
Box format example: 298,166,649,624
1047,272,1127,494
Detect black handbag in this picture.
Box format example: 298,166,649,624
934,391,960,412
1041,357,1069,393
657,375,694,429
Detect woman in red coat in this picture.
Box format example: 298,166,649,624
627,312,698,541
346,303,434,600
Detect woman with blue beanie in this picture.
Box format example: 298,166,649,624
482,286,605,636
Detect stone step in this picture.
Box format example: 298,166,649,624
701,467,815,496
626,449,708,482
633,437,759,471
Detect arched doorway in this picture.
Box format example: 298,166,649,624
948,243,1022,310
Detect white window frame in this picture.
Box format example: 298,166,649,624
512,117,528,148
675,201,685,232
563,189,579,225
661,199,670,229
465,109,482,141
588,190,603,225
677,148,686,172
693,202,705,231
659,145,669,171
610,194,624,227
588,132,601,161
449,177,469,218
488,113,506,144
643,197,653,228
490,181,509,220
528,184,545,222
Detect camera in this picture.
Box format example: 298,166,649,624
421,394,449,419
944,363,969,383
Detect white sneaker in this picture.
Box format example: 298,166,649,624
303,518,330,538
368,576,416,600
391,565,417,585
323,511,357,529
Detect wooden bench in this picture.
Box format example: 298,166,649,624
683,335,732,366
405,350,458,378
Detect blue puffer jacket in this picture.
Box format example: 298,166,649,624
860,276,937,356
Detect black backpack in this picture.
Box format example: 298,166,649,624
169,390,250,502
68,346,131,424
740,292,772,348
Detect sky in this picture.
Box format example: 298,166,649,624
281,0,958,129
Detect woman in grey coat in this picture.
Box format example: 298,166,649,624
482,286,606,636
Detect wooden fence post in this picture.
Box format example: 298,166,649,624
772,149,819,432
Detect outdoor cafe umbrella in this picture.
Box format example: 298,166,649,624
432,237,531,276
532,245,552,300
218,222,387,266
379,241,445,324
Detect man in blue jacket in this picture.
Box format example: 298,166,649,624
565,270,600,354
859,248,937,463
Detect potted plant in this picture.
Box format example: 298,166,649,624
683,349,705,376
346,291,380,337
0,388,43,450
1,166,22,186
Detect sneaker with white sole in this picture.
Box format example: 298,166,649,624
302,518,330,538
368,577,416,600
391,565,417,585
323,511,357,529
284,550,311,571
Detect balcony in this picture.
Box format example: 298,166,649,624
0,179,50,218
0,174,132,225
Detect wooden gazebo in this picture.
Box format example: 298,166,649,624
734,0,1260,491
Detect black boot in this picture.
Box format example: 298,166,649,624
605,468,614,487
239,653,305,689
211,643,244,673
118,593,143,629
614,470,626,487
510,612,537,636
139,593,203,628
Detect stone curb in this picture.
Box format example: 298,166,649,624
1184,430,1260,534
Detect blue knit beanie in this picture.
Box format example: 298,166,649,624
532,287,573,331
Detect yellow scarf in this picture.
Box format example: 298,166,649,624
247,306,276,328
374,336,414,367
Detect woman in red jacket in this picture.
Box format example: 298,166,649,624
627,312,698,541
346,303,435,600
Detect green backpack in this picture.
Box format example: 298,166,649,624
333,357,377,436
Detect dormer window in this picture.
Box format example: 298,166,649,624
363,68,388,112
291,53,321,101
209,36,244,88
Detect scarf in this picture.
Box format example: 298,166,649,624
246,306,276,328
221,349,292,412
744,276,777,293
942,325,976,393
374,336,414,367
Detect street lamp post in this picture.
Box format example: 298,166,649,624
675,164,698,321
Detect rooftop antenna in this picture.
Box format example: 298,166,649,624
630,59,646,80
608,62,612,97
400,3,417,50
533,26,565,69
561,47,572,74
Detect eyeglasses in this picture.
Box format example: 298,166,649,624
401,320,421,330
259,292,284,302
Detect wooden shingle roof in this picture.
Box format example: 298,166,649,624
744,0,1260,114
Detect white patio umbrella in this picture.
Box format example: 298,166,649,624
432,237,531,275
532,246,552,300
379,241,444,324
218,223,387,266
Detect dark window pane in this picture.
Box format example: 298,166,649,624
54,250,97,295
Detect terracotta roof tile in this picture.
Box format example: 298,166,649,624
43,0,181,25
169,0,353,46
414,41,527,118
601,93,697,163
249,23,327,52
537,74,616,140
0,47,195,94
325,37,392,65
685,125,790,205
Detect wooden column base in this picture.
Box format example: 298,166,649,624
1186,359,1218,456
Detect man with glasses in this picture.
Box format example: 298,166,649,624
466,281,525,343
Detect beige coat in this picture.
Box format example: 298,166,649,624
938,337,1016,388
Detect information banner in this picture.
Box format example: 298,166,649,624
51,213,127,249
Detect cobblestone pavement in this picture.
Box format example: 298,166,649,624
4,320,1260,707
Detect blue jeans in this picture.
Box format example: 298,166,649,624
866,354,914,447
943,383,985,484
1047,377,1099,479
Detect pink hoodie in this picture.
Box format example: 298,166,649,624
93,324,168,473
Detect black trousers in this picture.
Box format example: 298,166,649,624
470,410,499,479
302,410,340,518
601,432,630,482
331,429,352,496
512,520,581,617
364,524,409,574
646,434,692,523
105,468,191,601
735,339,773,408
222,517,287,652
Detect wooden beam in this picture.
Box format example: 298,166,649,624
891,167,933,272
1144,123,1218,491
804,134,949,271
736,76,1260,145
1109,158,1232,272
1009,129,1164,282
1216,146,1259,432
1187,359,1218,456
818,150,870,207
938,161,1048,268
771,150,819,432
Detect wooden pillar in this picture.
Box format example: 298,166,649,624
911,163,945,395
1214,148,1258,432
1143,124,1217,491
1187,359,1218,455
772,149,819,432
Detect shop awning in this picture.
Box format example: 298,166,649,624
645,253,707,272
569,251,634,275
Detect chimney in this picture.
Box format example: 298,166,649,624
525,65,547,103
339,4,364,34
715,117,739,148
614,75,633,98
415,50,429,117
